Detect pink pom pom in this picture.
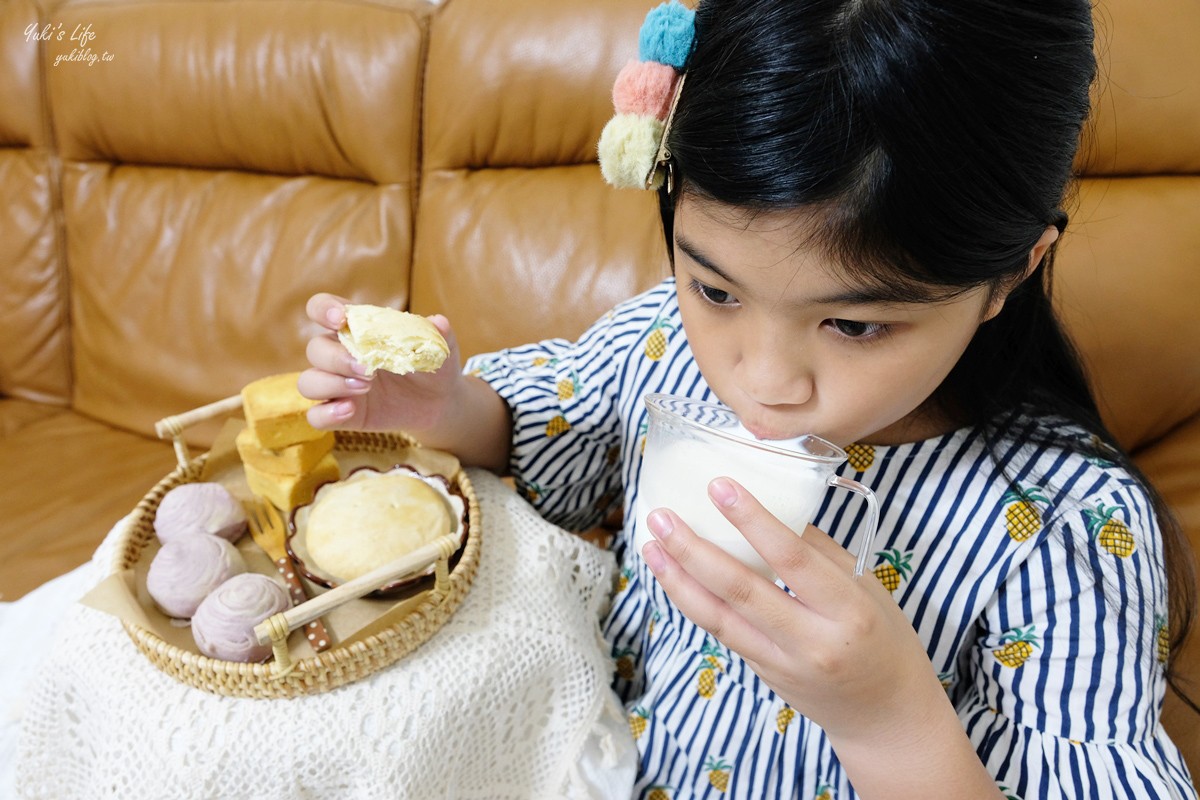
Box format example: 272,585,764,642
612,60,678,120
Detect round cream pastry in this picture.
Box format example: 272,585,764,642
154,482,247,544
305,474,453,581
146,534,247,619
191,573,290,662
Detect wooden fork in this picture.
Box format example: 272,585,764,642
246,499,333,652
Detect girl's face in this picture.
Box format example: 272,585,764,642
674,196,1000,446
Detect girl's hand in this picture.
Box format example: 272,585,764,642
298,293,464,434
640,476,952,749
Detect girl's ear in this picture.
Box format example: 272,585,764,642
983,225,1061,321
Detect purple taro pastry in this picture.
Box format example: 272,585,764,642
146,534,247,619
154,482,248,544
191,573,291,662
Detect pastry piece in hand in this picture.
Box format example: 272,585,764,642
243,451,340,512
241,372,326,449
306,473,453,581
154,482,247,544
235,425,335,476
191,573,290,662
146,534,247,619
338,305,449,376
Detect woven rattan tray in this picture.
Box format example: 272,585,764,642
113,422,481,699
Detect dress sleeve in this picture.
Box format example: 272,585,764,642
464,306,635,532
953,478,1197,798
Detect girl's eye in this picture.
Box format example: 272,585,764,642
829,319,888,339
689,280,737,307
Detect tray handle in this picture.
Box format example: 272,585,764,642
154,394,243,468
254,533,460,678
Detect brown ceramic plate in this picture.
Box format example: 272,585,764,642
287,465,467,597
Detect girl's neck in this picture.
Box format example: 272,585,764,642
858,401,967,447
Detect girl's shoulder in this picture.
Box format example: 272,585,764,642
988,411,1158,543
579,277,683,362
604,276,679,323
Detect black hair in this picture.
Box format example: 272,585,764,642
659,0,1197,711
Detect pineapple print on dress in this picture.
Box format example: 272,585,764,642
696,638,727,699
545,414,570,437
1155,614,1170,664
703,756,732,793
844,443,875,472
468,358,497,377
776,703,796,734
556,369,580,401
1085,501,1136,558
628,706,651,740
644,317,675,361
815,784,835,800
1086,433,1118,468
617,566,633,593
614,646,637,681
994,625,1040,668
1001,484,1049,542
999,785,1023,800
872,548,913,592
646,786,673,800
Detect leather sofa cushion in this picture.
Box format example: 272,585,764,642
45,0,425,184
0,1,70,407
31,0,430,449
0,398,60,438
62,165,412,449
1081,0,1200,175
1056,176,1200,452
412,0,670,358
0,408,177,600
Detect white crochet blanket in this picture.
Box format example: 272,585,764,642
7,469,636,799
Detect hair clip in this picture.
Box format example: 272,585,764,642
646,72,686,192
598,0,695,191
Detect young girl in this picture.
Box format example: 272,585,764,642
300,0,1197,796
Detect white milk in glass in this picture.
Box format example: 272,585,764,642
635,427,829,581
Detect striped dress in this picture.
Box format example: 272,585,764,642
467,279,1196,800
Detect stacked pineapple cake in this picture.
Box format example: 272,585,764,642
238,372,340,510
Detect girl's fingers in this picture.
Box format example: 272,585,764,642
791,523,858,573
427,313,452,338
643,507,814,651
306,293,352,332
425,314,462,373
305,397,361,430
296,367,372,402
306,333,371,379
641,538,780,663
707,478,857,617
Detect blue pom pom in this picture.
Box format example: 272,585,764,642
638,1,695,69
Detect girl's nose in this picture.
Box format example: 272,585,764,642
736,335,814,408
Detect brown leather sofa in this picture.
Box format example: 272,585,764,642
2,0,1197,779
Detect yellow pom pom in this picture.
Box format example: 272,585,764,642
598,113,664,189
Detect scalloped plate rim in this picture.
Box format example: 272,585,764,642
286,464,467,596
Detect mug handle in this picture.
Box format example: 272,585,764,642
826,476,880,578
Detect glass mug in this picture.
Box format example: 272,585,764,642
633,393,880,581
